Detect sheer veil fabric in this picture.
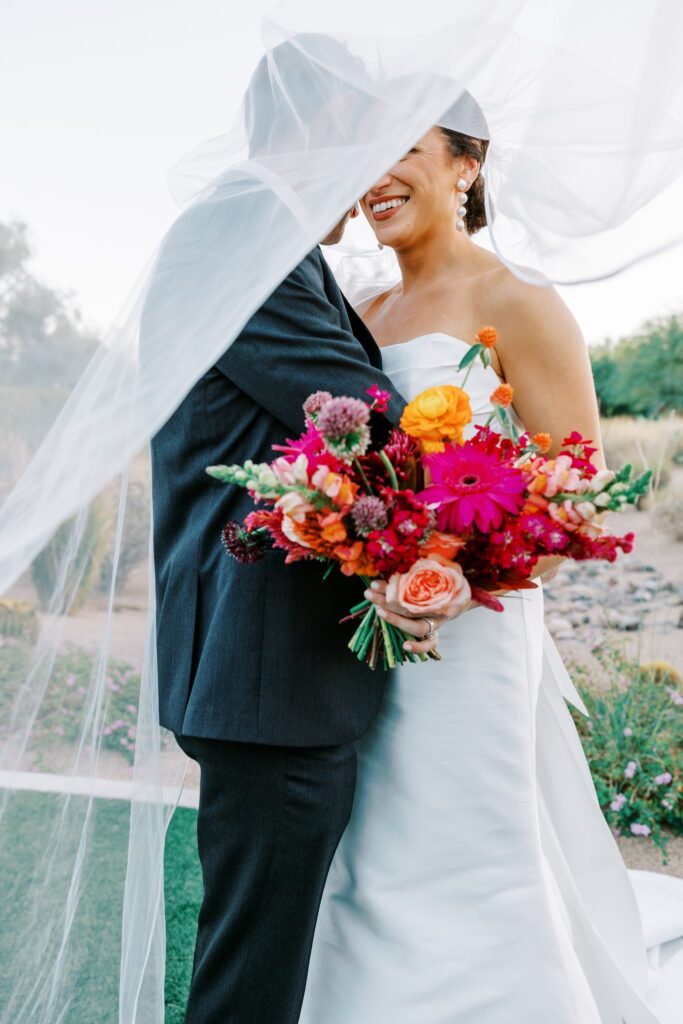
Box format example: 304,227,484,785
1,2,683,1020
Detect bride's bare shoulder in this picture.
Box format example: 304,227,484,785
486,261,583,353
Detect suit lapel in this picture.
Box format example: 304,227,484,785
316,248,384,369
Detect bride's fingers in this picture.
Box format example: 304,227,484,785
365,589,448,624
403,630,439,655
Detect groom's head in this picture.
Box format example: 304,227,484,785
244,34,372,158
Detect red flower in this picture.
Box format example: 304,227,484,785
367,384,391,413
419,440,526,534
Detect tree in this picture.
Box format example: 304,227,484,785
590,314,683,418
0,219,99,388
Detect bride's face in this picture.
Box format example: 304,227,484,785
360,127,474,249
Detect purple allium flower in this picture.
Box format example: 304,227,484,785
221,522,268,563
654,772,672,786
317,396,370,439
624,760,638,779
610,793,627,812
630,822,651,837
351,496,388,537
303,390,333,420
623,727,633,737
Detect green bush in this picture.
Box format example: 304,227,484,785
591,313,683,418
569,650,683,861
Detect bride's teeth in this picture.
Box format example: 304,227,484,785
373,198,408,213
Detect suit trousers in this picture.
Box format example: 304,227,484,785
173,733,357,1024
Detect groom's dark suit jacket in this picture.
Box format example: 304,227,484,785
149,246,404,747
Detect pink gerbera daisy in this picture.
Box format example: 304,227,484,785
419,441,526,534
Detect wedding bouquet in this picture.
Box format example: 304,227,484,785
208,327,650,669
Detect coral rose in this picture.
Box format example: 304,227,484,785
400,385,472,453
386,558,471,616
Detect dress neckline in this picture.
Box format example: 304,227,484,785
379,332,504,384
378,331,469,353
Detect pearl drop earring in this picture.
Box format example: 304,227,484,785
456,177,468,232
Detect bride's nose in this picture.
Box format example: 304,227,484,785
366,171,393,196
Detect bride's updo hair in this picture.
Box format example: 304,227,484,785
439,128,489,235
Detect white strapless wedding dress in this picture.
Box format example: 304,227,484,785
299,333,683,1024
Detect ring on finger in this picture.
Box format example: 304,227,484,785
422,616,436,641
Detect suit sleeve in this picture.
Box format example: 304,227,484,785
216,252,405,435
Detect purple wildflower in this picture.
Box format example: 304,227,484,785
610,793,627,812
303,391,333,420
667,687,683,706
317,396,371,460
624,760,638,779
351,496,388,537
654,772,672,786
630,823,651,837
221,522,268,563
317,396,370,439
623,727,633,737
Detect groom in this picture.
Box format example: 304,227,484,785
148,201,443,1023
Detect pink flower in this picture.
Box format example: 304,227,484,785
420,441,526,534
624,760,638,779
367,384,390,413
610,793,627,811
623,727,633,737
630,823,651,837
303,391,333,419
386,558,471,617
654,772,672,786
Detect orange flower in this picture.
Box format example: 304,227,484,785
490,383,514,408
419,530,466,563
400,385,472,453
532,432,552,454
476,325,498,348
386,558,471,616
334,541,379,577
319,511,348,544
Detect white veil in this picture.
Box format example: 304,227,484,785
1,2,683,1020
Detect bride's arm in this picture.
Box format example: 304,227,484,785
494,276,607,583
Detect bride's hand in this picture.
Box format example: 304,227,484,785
364,581,474,655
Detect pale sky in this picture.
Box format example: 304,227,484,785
2,0,682,348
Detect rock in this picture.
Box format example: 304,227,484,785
678,610,683,629
603,608,641,631
566,585,596,602
546,615,575,640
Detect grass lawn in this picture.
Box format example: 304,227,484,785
0,791,201,1022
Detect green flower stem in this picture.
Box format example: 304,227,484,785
353,457,374,495
379,450,400,491
379,614,396,669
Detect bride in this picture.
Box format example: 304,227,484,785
299,102,683,1023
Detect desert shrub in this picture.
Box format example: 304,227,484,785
98,479,151,592
652,487,683,542
0,638,141,766
0,600,38,643
30,498,113,613
569,649,683,860
600,416,681,493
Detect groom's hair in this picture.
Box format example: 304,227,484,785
244,34,372,157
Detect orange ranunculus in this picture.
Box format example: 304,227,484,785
490,383,514,408
532,432,552,454
476,325,498,348
419,530,466,563
400,385,472,453
386,558,471,616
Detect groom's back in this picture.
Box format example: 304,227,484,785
147,245,401,746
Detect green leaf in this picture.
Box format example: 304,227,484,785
457,343,483,371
